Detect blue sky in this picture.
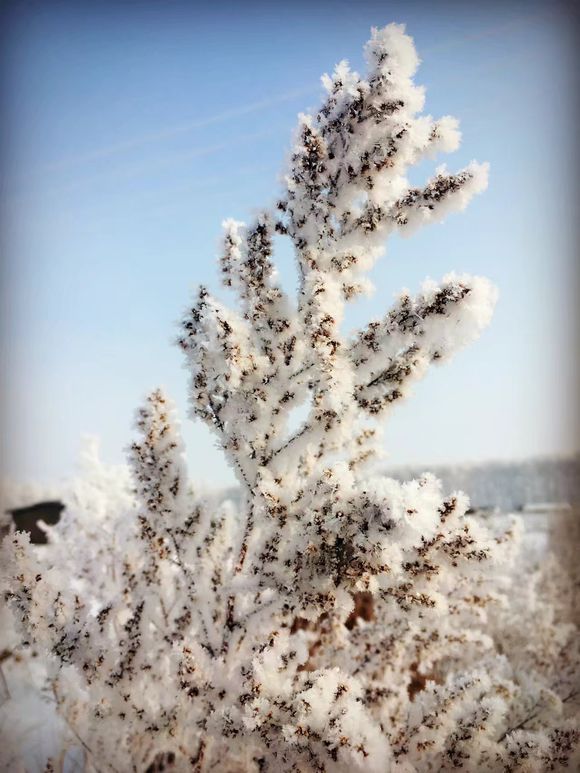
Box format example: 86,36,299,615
1,0,578,489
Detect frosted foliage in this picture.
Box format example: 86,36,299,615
2,24,579,772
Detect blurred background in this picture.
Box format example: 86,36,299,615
1,0,578,493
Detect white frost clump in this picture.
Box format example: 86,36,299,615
2,24,579,773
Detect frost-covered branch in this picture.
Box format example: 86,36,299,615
2,22,579,773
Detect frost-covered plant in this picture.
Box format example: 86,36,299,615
2,24,579,772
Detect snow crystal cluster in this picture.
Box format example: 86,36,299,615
2,24,579,772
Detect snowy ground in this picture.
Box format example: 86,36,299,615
483,506,573,564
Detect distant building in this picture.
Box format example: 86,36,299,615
6,501,64,544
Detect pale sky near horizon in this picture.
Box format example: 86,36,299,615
1,0,578,490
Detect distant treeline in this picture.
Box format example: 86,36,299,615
385,455,580,512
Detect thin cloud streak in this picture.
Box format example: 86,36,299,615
37,13,550,176
8,127,283,202
42,86,317,173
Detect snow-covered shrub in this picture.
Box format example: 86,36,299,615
2,24,579,772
